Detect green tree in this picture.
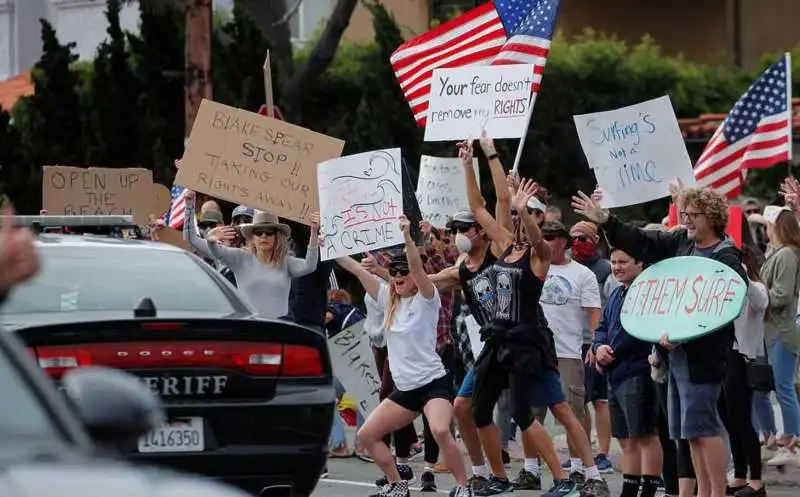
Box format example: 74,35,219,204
12,19,84,213
128,0,185,184
83,0,142,167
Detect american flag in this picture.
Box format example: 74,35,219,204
694,54,793,199
390,0,561,126
164,158,187,229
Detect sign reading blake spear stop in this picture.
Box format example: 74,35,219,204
424,64,536,142
573,96,697,208
620,256,747,343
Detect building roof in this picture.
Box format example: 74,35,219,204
0,71,34,112
678,97,800,139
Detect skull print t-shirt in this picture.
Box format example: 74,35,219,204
491,245,545,325
459,248,498,327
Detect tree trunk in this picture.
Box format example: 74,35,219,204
185,0,213,135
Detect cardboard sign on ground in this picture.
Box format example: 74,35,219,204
42,166,154,225
176,99,345,225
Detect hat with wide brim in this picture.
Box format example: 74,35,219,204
238,210,291,239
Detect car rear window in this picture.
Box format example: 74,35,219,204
2,246,237,316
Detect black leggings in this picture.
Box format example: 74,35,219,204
471,352,536,431
719,351,762,481
422,344,455,465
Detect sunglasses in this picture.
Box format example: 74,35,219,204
252,228,277,237
543,234,560,241
572,234,589,242
452,223,475,234
388,267,410,277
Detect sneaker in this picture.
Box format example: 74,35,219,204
375,464,416,487
542,479,581,497
734,485,767,497
408,444,423,461
727,483,748,495
594,454,613,474
449,485,475,497
766,447,797,466
320,467,329,479
561,459,571,470
569,471,586,485
512,468,541,490
474,476,514,496
469,475,489,493
369,481,411,497
501,450,511,466
580,478,610,497
420,470,437,492
356,451,374,463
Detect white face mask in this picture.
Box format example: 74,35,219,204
455,233,473,253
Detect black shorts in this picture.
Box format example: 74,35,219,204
609,374,658,439
388,375,453,413
582,343,608,403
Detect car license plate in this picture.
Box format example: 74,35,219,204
137,417,204,453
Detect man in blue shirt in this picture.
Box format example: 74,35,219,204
592,247,662,497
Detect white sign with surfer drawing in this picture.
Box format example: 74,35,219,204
425,64,536,142
573,96,697,208
318,148,403,260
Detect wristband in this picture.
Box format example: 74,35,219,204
486,153,499,161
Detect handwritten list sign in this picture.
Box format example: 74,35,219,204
416,155,479,229
573,96,697,208
176,99,345,225
318,148,403,261
425,64,536,142
328,322,381,416
42,166,154,225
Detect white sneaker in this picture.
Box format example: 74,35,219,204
766,447,797,466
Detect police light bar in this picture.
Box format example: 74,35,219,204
12,215,138,228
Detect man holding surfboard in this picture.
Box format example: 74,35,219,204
572,184,748,497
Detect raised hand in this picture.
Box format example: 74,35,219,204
507,170,521,195
0,204,40,290
457,139,474,166
668,177,685,204
780,176,800,213
571,189,610,224
184,190,196,201
419,219,433,235
398,215,411,237
511,178,539,214
361,253,378,273
206,225,237,243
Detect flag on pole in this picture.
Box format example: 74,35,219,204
694,54,792,199
390,0,561,127
164,158,187,229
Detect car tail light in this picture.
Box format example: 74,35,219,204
29,341,323,379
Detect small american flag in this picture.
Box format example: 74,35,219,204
164,158,187,229
390,0,561,126
694,54,793,199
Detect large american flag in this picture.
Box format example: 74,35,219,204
164,158,187,229
694,54,793,199
390,0,561,127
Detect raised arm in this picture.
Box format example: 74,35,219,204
335,255,382,301
459,140,513,253
286,212,320,277
479,132,512,233
399,216,436,300
183,193,243,268
511,178,551,277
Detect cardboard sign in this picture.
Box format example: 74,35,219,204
425,64,536,142
574,96,697,208
318,149,403,261
175,99,345,225
620,256,747,343
152,183,172,216
152,226,190,250
400,158,423,245
416,155,479,229
42,166,154,225
328,322,381,416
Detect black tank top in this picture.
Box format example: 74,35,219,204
491,245,545,325
458,248,497,327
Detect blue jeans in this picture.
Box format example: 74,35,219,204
769,341,800,436
751,354,778,434
330,376,365,449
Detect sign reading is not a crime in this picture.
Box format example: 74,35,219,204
620,256,747,343
176,99,345,225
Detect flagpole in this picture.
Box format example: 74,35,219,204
786,52,793,169
511,91,539,173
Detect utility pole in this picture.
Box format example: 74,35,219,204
185,0,213,136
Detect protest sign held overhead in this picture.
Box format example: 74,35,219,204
42,166,154,225
176,99,345,225
573,96,697,208
424,64,536,142
400,158,424,245
328,322,381,416
416,155,479,229
620,256,747,344
318,148,403,260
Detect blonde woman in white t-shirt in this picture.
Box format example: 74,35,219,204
336,216,472,497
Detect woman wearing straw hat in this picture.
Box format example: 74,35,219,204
182,190,320,319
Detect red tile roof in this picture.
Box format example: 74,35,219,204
0,71,34,112
678,97,800,139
